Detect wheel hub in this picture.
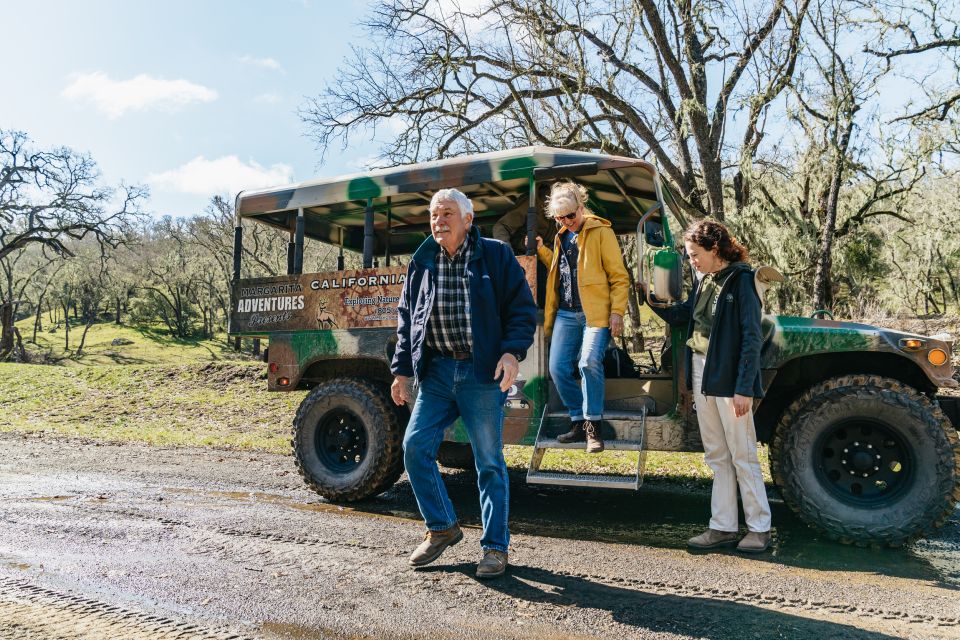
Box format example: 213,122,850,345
815,420,912,504
315,409,368,472
841,441,881,476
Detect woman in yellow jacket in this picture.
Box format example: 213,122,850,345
537,181,630,453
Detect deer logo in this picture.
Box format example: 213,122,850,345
316,298,339,329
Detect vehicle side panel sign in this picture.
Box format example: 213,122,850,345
231,256,537,332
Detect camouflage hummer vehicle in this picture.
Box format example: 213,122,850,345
228,147,960,546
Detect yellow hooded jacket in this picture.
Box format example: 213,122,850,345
537,214,630,337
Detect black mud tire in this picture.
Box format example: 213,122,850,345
437,442,475,470
770,375,960,546
292,377,403,502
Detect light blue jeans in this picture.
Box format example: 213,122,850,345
549,309,610,421
402,356,510,552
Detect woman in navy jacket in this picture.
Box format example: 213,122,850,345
650,220,772,553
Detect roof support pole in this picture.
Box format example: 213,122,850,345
293,207,305,275
526,176,537,256
286,216,296,275
384,197,392,267
232,192,244,283
232,225,242,283
363,197,375,268
337,228,345,270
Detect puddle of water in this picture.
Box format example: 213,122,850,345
261,620,381,640
163,487,434,527
162,479,960,589
0,554,33,572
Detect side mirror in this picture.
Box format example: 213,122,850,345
650,249,683,303
636,212,683,308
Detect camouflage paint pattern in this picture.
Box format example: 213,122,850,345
231,146,956,455
235,146,672,256
762,315,956,388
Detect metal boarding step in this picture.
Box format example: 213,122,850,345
526,407,648,490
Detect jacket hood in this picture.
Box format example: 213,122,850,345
724,261,753,276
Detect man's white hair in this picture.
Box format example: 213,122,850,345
430,188,474,221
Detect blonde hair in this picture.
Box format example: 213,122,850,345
545,181,589,218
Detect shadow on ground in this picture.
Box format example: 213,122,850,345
419,562,901,640
356,468,960,591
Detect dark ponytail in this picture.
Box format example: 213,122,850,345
683,219,748,263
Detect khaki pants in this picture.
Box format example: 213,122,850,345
692,353,772,533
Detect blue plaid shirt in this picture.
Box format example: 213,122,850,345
425,237,473,354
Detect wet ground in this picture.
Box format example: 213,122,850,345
0,431,958,639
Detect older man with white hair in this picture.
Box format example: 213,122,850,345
390,188,536,579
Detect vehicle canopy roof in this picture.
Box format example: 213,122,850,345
236,146,683,255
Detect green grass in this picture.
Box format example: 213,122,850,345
0,361,306,451
503,444,771,485
2,318,769,484
2,318,297,451
14,316,251,366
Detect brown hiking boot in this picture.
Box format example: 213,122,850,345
687,528,739,549
556,420,586,443
737,531,772,553
476,549,508,579
584,420,604,453
408,524,463,567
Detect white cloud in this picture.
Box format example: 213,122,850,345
239,55,285,73
147,156,294,196
62,72,217,119
254,92,283,104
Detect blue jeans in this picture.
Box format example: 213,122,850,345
549,309,610,421
402,356,510,552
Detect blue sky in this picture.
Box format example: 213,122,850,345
3,0,379,217
4,1,949,220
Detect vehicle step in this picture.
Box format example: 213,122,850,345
526,470,639,490
544,411,649,421
534,438,645,451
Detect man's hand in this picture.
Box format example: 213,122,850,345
494,353,520,393
609,313,624,338
391,375,412,406
535,235,544,250
733,394,752,418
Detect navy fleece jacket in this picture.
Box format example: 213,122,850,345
390,226,537,384
652,263,764,398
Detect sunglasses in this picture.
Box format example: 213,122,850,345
555,211,578,221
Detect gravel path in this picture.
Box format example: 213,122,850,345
0,432,957,639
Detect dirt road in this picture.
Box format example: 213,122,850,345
0,432,957,640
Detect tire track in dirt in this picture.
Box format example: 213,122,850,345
33,498,960,632
0,577,251,640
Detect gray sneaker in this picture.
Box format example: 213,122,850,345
476,549,508,579
687,528,739,549
409,524,463,567
737,531,772,553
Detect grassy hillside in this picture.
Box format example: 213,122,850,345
0,318,753,483
14,317,249,366
0,361,305,451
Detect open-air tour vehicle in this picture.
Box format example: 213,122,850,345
228,146,960,546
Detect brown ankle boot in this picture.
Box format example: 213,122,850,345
556,420,586,443
408,524,463,567
584,420,604,453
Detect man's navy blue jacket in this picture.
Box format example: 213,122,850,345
652,262,765,398
391,226,537,384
